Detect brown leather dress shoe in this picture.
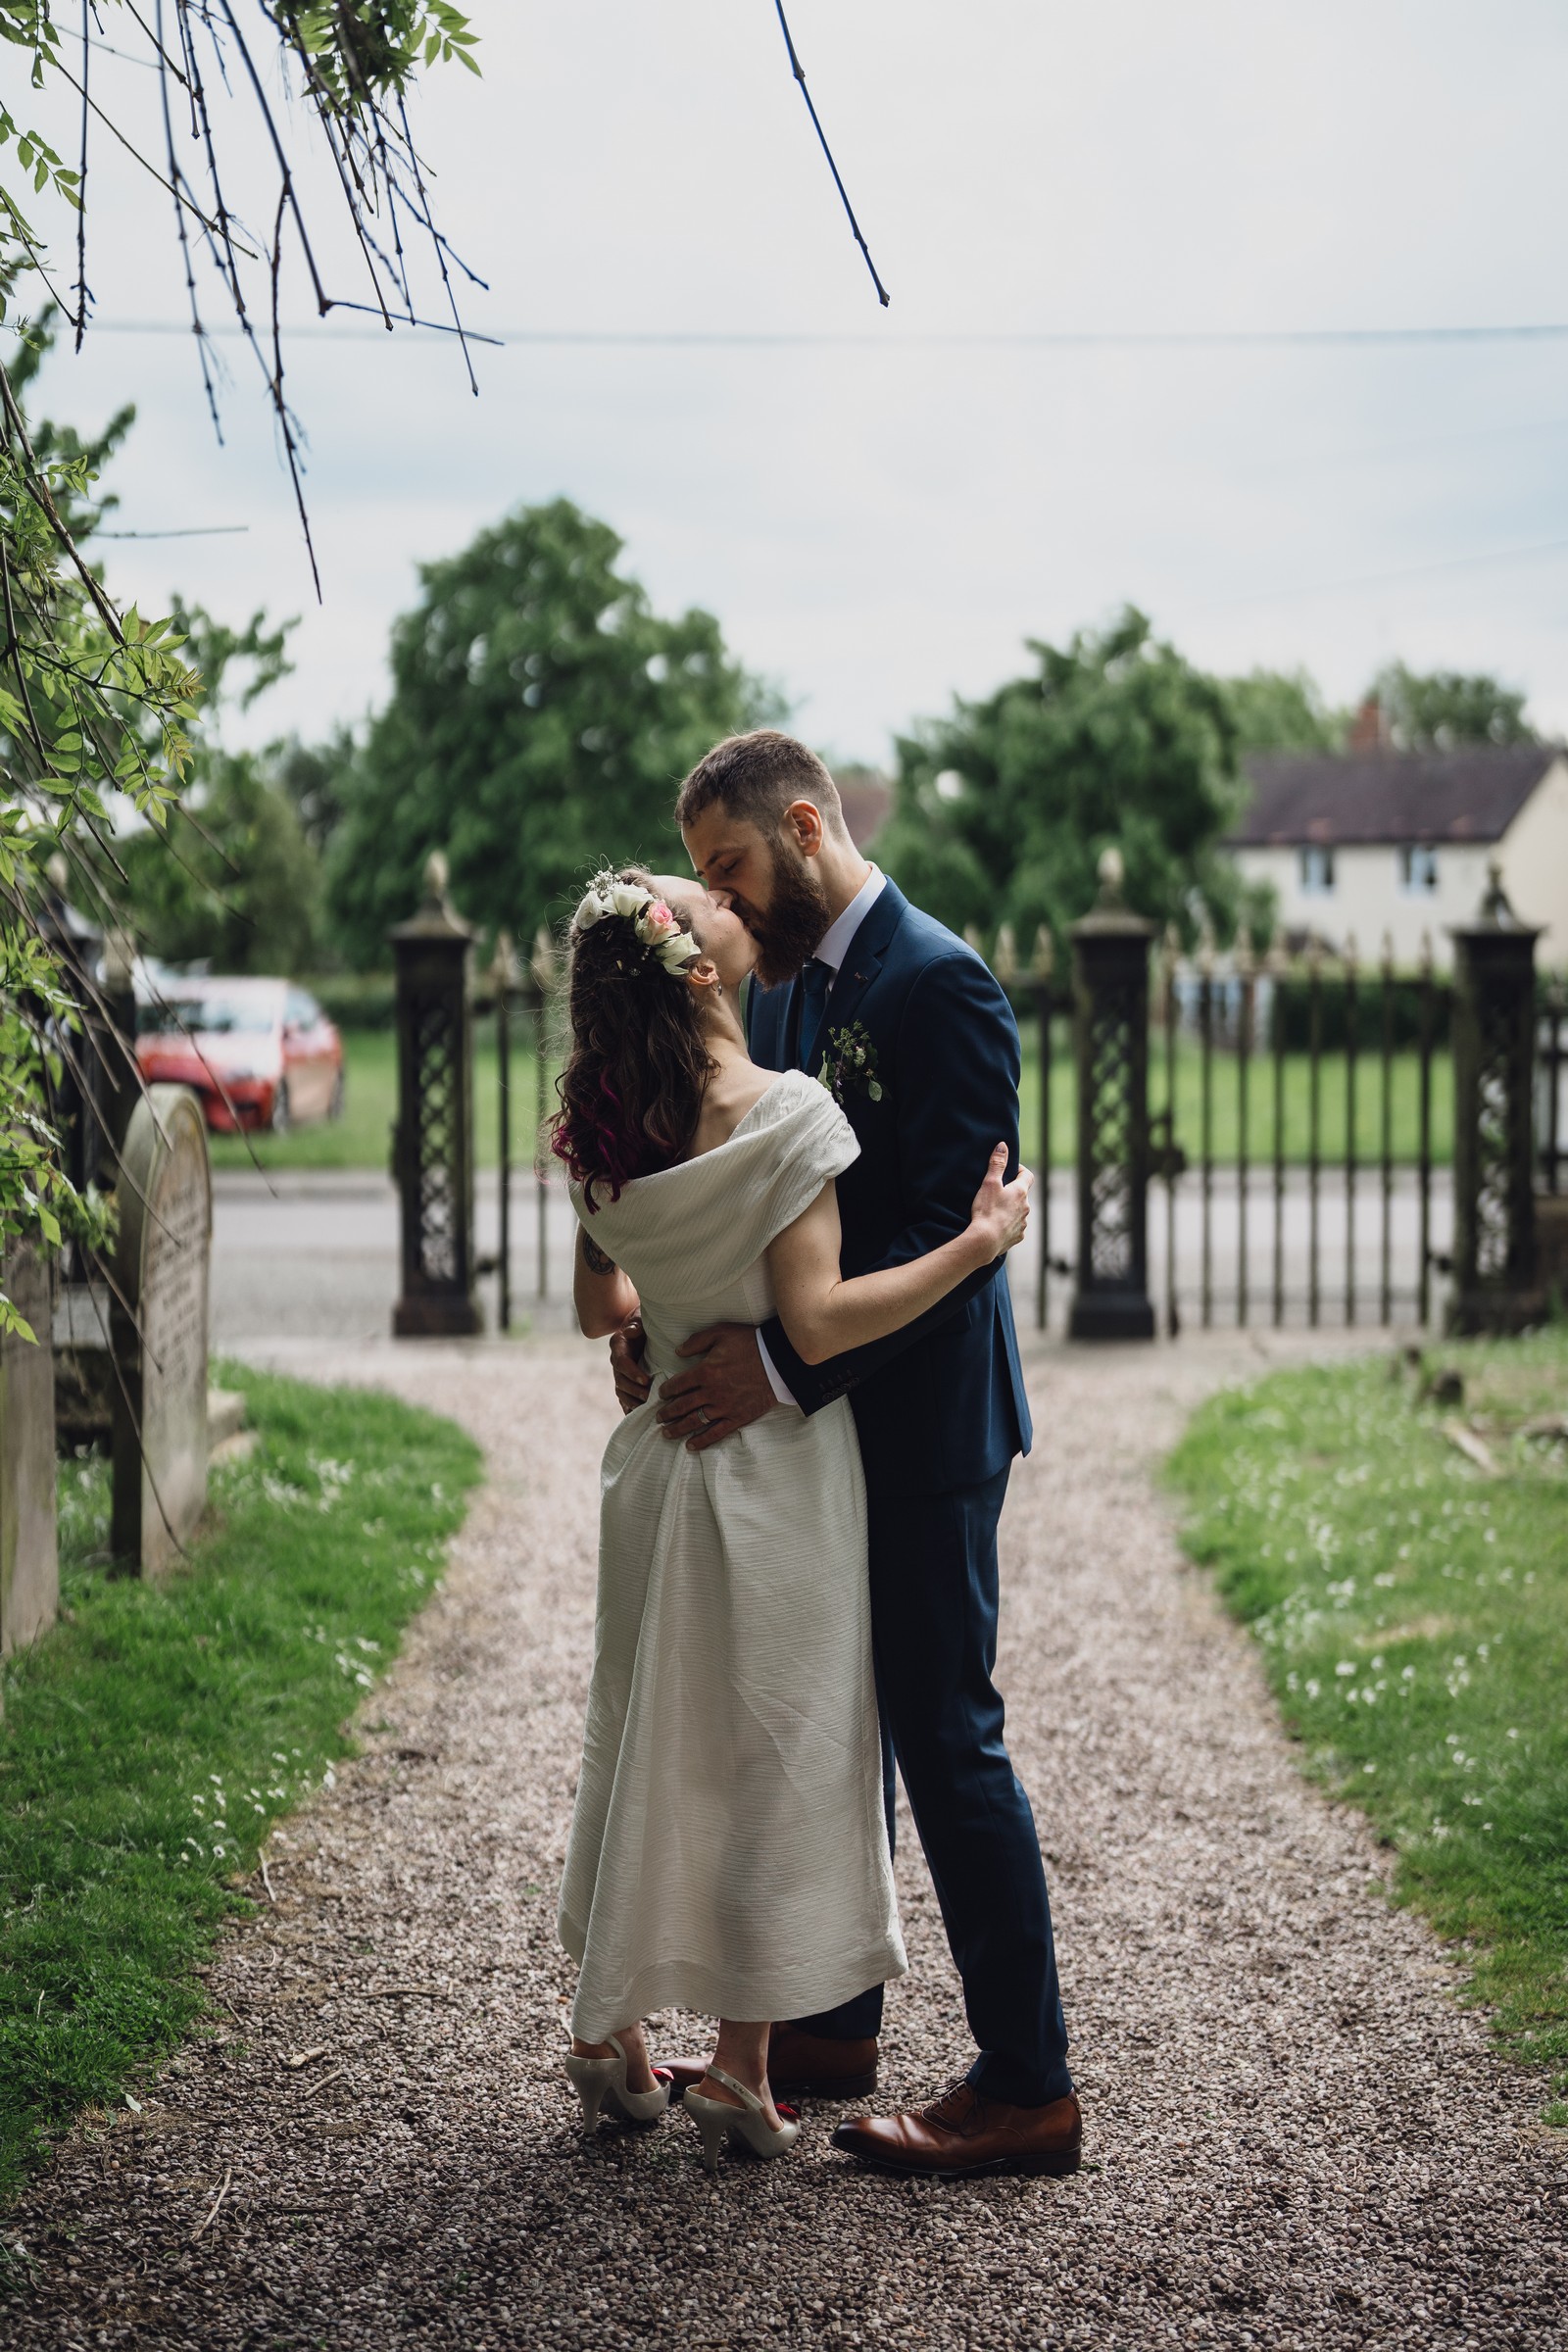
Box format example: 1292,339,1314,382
831,2082,1082,2179
768,2026,878,2100
659,2057,710,2102
656,2031,879,2103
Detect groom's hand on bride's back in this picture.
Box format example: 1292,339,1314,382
657,1325,776,1452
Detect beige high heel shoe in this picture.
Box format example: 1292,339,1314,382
684,2066,800,2176
564,2033,672,2136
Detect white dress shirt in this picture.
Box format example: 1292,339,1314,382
757,865,886,1404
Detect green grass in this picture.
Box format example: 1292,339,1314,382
204,1027,558,1173
0,1363,482,2205
1167,1328,1568,2118
1017,1023,1454,1171
210,1020,1456,1176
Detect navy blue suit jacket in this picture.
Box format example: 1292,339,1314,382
748,880,1032,1498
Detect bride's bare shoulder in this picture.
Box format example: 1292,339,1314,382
686,1062,782,1160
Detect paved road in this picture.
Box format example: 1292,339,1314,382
210,1167,1456,1348
13,1327,1562,2349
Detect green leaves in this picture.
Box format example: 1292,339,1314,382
325,499,777,963
270,1,481,110
881,606,1244,955
0,348,197,1322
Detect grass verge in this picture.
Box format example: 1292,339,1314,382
1167,1326,1568,2122
205,1024,1454,1173
0,1362,482,2206
205,1028,555,1173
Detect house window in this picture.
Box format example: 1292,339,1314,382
1398,844,1439,894
1298,846,1336,895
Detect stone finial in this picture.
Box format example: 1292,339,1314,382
1267,926,1290,977
1235,932,1254,981
1030,925,1055,982
993,923,1018,984
491,928,520,994
1477,858,1521,930
1096,845,1125,907
421,850,451,913
1197,909,1217,979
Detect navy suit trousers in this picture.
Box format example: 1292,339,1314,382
793,1466,1073,2108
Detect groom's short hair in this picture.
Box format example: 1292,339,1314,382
675,731,847,838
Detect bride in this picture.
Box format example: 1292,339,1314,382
551,866,1031,2175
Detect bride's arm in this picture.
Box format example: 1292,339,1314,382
766,1146,1030,1367
574,1223,640,1338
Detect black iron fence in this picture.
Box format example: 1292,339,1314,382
1152,934,1446,1336
380,851,1559,1345
1540,974,1566,1197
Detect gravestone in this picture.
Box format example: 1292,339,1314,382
0,1243,59,1662
112,1086,212,1575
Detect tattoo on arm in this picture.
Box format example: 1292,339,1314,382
578,1229,617,1277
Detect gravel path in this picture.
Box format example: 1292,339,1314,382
10,1329,1565,2350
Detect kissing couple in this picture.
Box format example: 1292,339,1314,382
552,729,1079,2180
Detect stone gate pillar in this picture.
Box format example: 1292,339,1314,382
1448,864,1541,1334
391,853,481,1338
1068,850,1155,1341
111,1086,212,1575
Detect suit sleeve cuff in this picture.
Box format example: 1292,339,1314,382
756,1331,802,1409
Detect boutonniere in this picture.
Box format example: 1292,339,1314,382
818,1019,884,1105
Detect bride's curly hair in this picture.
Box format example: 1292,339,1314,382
550,866,714,1207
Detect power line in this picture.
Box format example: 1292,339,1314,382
1209,531,1568,611
97,524,249,540
21,318,1568,350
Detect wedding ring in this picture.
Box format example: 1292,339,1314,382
697,1407,710,1429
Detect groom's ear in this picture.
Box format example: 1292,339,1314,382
782,799,825,858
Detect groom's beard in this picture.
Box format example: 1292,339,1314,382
737,845,833,989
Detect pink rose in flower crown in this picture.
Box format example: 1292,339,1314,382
635,899,679,947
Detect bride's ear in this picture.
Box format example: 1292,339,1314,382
685,955,721,998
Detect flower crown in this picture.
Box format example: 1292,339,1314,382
570,869,702,978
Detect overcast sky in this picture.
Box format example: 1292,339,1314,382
20,0,1568,761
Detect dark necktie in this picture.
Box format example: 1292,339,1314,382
798,956,833,1074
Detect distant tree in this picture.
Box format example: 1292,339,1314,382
271,729,358,861
325,500,781,963
118,752,321,977
1222,667,1343,756
876,607,1253,953
93,606,321,976
1372,662,1536,752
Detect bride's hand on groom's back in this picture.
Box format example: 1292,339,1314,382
968,1143,1033,1261
609,1318,653,1416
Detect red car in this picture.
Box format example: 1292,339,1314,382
136,978,345,1134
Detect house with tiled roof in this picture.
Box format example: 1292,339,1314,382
1226,740,1568,967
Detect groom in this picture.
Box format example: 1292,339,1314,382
611,729,1080,2178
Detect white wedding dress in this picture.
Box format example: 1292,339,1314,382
559,1069,906,2039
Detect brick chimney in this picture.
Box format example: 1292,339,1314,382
1348,694,1388,753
